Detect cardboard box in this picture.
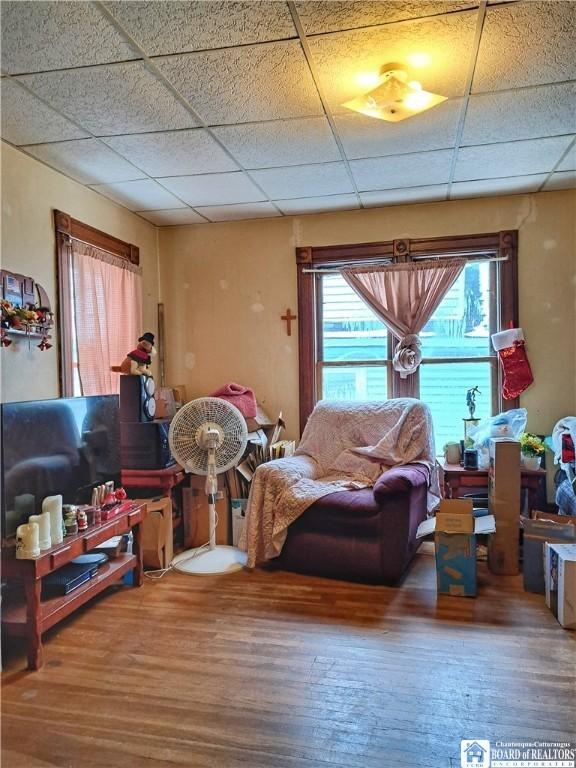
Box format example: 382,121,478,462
138,497,173,570
231,498,247,546
488,439,521,575
182,475,229,548
417,500,496,597
522,517,576,593
545,542,576,629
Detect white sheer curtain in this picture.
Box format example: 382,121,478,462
341,258,465,397
71,240,142,396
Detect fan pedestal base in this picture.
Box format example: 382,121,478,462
172,546,247,575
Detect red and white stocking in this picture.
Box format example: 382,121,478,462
491,328,534,400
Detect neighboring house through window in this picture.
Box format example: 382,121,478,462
296,232,518,445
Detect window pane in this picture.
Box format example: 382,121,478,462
420,362,492,451
322,366,388,401
420,261,492,358
322,273,387,362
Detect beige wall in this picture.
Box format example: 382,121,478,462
159,190,576,440
1,142,159,403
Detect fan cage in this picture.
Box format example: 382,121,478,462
168,397,248,475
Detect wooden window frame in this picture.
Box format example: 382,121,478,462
54,210,140,397
296,231,518,434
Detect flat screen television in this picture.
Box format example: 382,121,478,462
1,395,120,537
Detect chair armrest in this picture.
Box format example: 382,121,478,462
373,464,429,504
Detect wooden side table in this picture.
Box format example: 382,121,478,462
441,462,546,512
1,502,146,670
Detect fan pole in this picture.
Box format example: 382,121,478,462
206,447,218,550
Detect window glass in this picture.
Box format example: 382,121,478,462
322,365,388,401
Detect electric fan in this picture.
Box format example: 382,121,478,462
168,397,248,575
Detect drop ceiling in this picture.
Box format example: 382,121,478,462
1,0,574,226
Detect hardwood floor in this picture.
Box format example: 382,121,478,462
2,552,575,768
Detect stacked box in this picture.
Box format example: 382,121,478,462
487,439,521,575
417,499,496,598
545,543,576,629
522,517,576,593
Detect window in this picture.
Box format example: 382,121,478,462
54,210,142,397
296,232,518,437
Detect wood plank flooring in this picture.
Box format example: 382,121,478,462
2,553,575,768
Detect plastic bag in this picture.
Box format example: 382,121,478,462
466,408,527,469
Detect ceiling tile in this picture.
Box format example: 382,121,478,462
463,83,576,145
250,162,354,199
158,172,266,206
359,185,448,206
556,144,576,172
195,202,280,222
295,1,477,35
105,1,295,56
274,194,359,214
350,149,453,190
18,62,198,136
21,139,146,185
0,1,137,75
451,174,547,199
137,209,208,226
308,13,477,114
213,117,340,169
102,129,238,177
334,99,461,160
90,180,188,211
155,41,324,125
454,136,573,181
543,171,576,190
0,78,88,145
473,2,576,93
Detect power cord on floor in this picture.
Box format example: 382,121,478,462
143,510,219,580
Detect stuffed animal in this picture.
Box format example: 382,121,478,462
120,332,156,377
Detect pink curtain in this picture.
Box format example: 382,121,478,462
71,241,142,396
341,258,465,397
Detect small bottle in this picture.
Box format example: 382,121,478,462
63,506,78,536
77,508,88,532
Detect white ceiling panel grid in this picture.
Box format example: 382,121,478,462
90,179,188,211
104,1,296,56
22,139,146,186
213,117,341,169
102,129,239,177
154,41,324,125
294,1,477,36
462,83,576,146
17,62,199,136
158,172,267,207
250,162,355,199
472,1,576,92
1,0,573,224
350,149,454,191
0,0,137,75
454,136,574,181
0,78,89,145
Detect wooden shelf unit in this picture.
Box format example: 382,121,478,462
1,502,147,670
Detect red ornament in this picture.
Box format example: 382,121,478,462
114,487,127,501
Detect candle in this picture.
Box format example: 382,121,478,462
43,494,64,546
16,522,40,559
29,512,51,551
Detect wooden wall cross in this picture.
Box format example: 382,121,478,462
281,308,297,336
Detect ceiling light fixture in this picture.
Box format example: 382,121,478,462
342,62,447,123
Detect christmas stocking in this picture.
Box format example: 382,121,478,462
491,328,534,400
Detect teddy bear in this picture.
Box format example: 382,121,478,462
120,332,156,377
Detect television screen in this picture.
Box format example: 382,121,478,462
1,395,120,537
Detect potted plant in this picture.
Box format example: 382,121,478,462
519,432,545,470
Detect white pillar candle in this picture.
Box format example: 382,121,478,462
43,494,64,546
16,522,40,559
29,512,51,551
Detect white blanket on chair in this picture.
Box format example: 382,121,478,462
239,398,439,567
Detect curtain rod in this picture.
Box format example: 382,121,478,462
66,234,130,260
301,254,508,273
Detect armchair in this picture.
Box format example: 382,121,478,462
241,398,438,583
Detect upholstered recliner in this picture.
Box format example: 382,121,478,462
241,398,438,584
